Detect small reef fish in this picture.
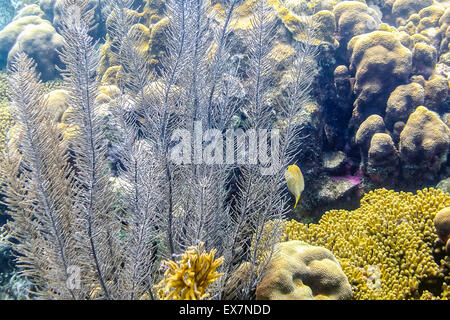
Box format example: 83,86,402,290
285,164,305,209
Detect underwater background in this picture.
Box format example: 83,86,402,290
0,0,449,300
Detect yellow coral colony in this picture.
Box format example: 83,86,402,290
285,164,305,208
154,242,224,300
269,188,450,300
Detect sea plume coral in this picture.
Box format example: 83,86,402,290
0,0,318,300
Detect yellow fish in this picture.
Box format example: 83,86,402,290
285,164,305,209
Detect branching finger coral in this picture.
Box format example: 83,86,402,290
265,188,450,300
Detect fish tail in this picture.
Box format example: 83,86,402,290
294,195,300,209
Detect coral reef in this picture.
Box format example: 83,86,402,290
98,0,167,80
256,240,352,300
275,188,450,300
0,0,450,301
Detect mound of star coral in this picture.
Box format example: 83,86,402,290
0,16,46,67
154,242,224,300
385,82,425,129
348,30,412,130
366,133,399,186
7,21,65,81
333,1,381,53
399,105,450,183
0,13,65,81
269,188,450,300
13,4,45,22
392,0,434,26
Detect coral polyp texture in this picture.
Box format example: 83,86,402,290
274,188,450,300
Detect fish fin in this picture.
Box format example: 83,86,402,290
294,194,300,209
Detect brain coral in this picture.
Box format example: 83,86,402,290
256,240,352,300
273,188,450,300
399,106,450,180
434,207,450,252
43,89,71,123
348,31,412,130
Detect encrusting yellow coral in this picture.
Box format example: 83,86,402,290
154,242,224,300
265,188,450,300
0,74,14,152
